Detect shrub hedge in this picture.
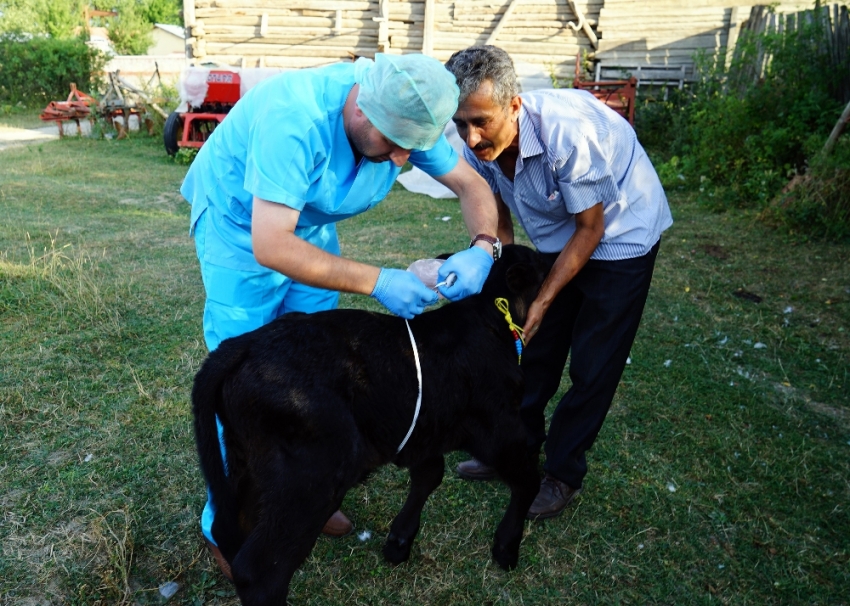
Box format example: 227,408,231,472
636,4,850,241
0,36,107,107
760,140,850,242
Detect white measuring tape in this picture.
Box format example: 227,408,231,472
396,319,422,453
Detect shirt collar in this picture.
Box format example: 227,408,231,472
518,105,544,160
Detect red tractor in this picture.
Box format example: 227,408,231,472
164,70,241,155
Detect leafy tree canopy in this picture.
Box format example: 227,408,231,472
0,0,181,52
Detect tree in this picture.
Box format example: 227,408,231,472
142,0,181,25
104,0,152,55
42,0,84,39
0,0,85,37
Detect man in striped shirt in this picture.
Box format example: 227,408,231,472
445,46,673,519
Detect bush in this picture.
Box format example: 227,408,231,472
636,4,846,212
0,35,107,107
760,140,850,242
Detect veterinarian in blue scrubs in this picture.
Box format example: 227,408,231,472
181,54,502,577
446,46,673,520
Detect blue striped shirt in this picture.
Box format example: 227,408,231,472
464,89,672,260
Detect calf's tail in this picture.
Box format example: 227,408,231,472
191,345,248,557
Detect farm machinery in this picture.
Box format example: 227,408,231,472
163,69,241,156
39,70,169,138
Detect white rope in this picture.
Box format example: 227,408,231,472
397,319,422,453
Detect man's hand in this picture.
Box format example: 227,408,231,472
436,246,494,301
521,203,605,344
371,269,439,318
521,299,548,344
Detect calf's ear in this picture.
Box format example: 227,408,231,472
505,263,541,295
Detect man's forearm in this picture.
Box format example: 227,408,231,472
496,194,515,245
252,196,380,295
534,203,605,309
255,230,380,295
536,227,599,306
435,158,499,245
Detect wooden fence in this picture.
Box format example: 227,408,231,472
727,3,850,101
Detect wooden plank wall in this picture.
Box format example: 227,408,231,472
386,0,601,80
182,0,849,84
185,0,382,68
183,0,600,79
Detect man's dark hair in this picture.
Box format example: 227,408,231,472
445,45,520,107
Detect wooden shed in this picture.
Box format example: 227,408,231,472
182,0,848,84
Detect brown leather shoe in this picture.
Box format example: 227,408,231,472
322,510,353,537
526,474,581,520
204,537,233,581
456,458,497,481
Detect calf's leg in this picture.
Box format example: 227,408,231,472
475,432,540,570
383,455,445,564
230,450,346,606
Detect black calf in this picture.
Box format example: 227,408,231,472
192,244,548,605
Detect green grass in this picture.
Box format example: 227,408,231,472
0,107,48,130
1,136,848,605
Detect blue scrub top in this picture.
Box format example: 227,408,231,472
181,62,459,272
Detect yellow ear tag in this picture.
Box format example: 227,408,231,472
495,298,525,364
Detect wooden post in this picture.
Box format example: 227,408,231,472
566,0,598,50
823,100,850,156
183,0,195,27
422,0,435,56
486,0,520,46
183,0,196,58
373,0,390,53
725,6,741,70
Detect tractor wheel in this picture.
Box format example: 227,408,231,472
163,111,182,156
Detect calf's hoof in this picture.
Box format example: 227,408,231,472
491,539,520,571
382,533,413,564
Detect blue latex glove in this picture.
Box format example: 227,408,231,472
437,246,494,301
371,269,439,319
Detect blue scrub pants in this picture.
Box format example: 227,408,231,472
194,209,340,544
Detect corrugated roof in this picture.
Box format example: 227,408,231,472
154,23,185,39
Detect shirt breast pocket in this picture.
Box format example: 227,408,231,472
537,189,568,219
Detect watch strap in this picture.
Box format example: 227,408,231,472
469,234,502,260
470,234,498,247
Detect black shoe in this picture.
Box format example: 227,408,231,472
526,474,581,520
456,458,497,481
322,510,353,537
204,537,233,581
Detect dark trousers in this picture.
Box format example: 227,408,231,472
520,240,661,489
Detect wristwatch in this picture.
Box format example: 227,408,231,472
469,234,502,261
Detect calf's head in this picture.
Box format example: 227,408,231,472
477,244,548,326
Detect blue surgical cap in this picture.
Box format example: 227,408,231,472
355,54,460,151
